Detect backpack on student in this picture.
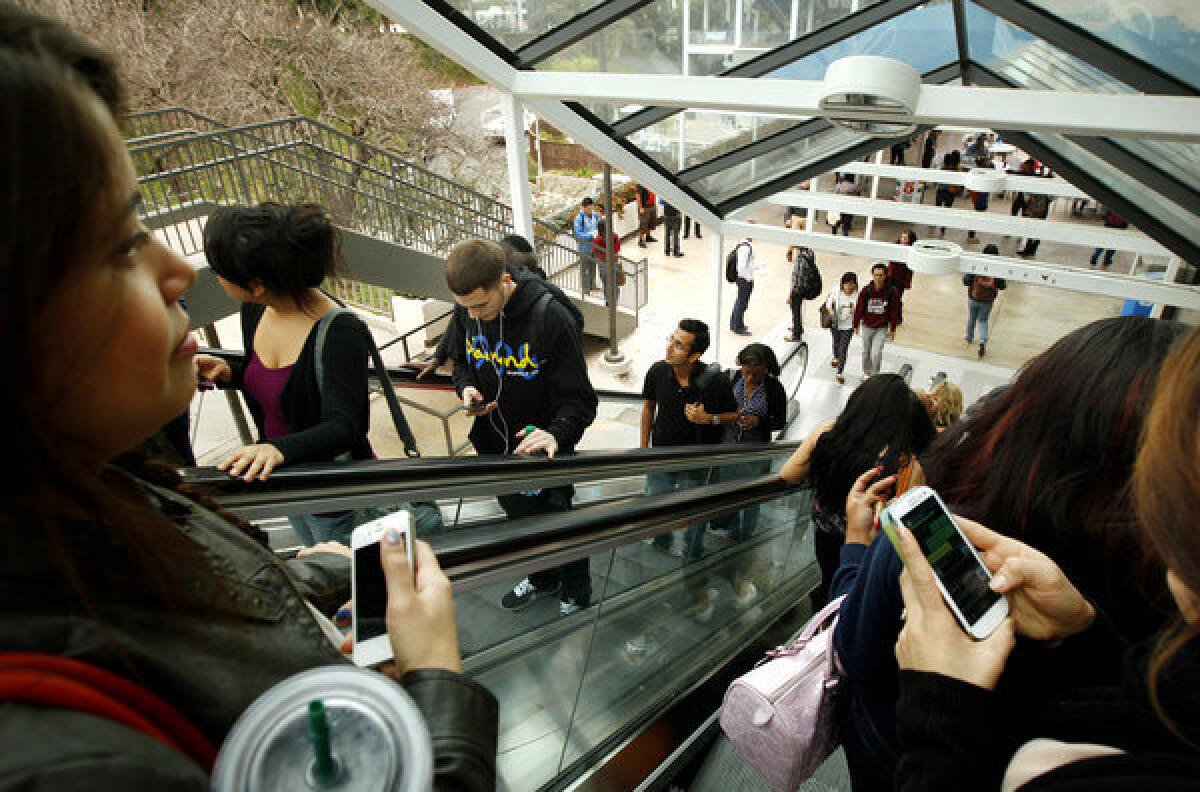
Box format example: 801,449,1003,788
725,242,748,283
799,252,823,300
970,275,999,302
720,596,847,791
1025,193,1050,218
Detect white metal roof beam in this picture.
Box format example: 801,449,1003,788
511,73,1200,143
767,189,1170,256
722,221,1200,309
368,0,721,228
833,162,1088,200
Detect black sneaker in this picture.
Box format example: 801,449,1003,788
501,577,561,610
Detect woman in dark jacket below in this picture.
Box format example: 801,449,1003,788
711,344,787,538
831,317,1184,791
194,202,375,546
0,8,496,789
890,323,1200,790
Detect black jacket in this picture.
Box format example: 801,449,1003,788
896,615,1200,792
230,303,374,464
450,268,597,455
0,474,497,791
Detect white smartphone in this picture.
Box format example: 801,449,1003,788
350,510,414,667
883,486,1009,639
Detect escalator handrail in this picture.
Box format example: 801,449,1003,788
430,474,803,593
190,442,800,518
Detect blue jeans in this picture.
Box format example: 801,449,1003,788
966,298,994,342
709,459,773,538
645,468,710,559
290,511,357,547
730,277,754,332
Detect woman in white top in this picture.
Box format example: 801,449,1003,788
826,271,859,385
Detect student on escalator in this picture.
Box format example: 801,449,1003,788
0,7,497,788
194,203,375,547
442,239,598,616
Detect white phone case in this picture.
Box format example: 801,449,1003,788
350,511,414,667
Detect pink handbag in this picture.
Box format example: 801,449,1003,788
719,596,846,792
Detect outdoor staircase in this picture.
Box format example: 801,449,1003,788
125,107,643,339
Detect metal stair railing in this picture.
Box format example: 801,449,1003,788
128,117,649,316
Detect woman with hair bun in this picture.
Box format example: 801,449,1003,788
194,202,375,545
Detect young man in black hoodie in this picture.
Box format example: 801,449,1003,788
445,239,598,615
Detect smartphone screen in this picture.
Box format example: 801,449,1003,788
900,495,1001,626
353,542,388,644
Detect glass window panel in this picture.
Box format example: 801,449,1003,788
688,52,732,76
766,2,958,81
444,0,604,51
1027,0,1200,89
965,2,1131,92
741,0,793,48
1113,140,1200,197
690,0,736,46
691,124,865,203
630,111,808,171
541,3,685,74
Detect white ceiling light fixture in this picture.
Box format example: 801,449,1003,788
908,239,962,275
819,56,921,137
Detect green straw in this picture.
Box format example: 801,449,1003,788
308,699,336,786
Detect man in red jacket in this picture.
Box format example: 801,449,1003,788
853,262,900,381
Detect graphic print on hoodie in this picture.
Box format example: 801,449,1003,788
450,268,598,456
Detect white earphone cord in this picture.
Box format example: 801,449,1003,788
476,310,509,455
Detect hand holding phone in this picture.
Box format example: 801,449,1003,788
882,486,1008,639
351,511,414,667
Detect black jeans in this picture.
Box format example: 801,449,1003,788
934,189,954,208
731,277,754,332
683,216,702,238
664,216,682,254
811,524,845,610
497,486,591,605
789,291,804,335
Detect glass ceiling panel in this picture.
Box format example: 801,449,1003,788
691,123,864,203
445,0,603,51
629,111,806,171
1026,0,1200,89
964,2,1129,93
540,0,883,77
766,2,958,81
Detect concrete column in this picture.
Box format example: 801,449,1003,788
712,231,726,362
501,92,534,241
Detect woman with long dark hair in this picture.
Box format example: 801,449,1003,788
891,323,1200,790
780,374,936,608
831,316,1184,790
0,7,494,788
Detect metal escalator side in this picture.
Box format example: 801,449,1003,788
198,443,819,791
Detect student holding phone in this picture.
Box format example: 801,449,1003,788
828,317,1183,791
0,8,496,789
894,324,1200,791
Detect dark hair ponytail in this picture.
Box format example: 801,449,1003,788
204,202,341,309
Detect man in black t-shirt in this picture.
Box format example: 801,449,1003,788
640,319,738,559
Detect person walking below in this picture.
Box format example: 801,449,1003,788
592,217,621,306
934,150,963,236
1015,188,1051,257
636,185,658,248
786,234,821,342
572,197,599,292
444,239,598,616
853,263,900,381
888,229,917,325
661,199,683,257
1091,209,1128,268
921,131,938,169
831,175,860,236
683,215,703,240
825,272,859,385
729,236,756,336
963,244,1007,358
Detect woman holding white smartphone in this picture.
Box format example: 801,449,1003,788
0,10,495,789
893,324,1200,790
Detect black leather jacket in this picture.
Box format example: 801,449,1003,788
0,475,497,790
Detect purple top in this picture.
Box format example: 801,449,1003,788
243,351,296,440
